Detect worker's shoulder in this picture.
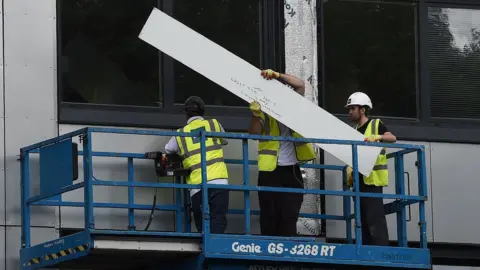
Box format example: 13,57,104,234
203,117,222,124
371,118,390,133
203,118,225,129
371,118,385,124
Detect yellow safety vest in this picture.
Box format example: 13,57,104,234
357,119,389,187
175,119,228,185
257,113,316,171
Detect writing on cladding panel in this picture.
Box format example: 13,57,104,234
231,77,281,118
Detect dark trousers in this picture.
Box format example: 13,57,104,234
358,179,389,246
258,165,304,236
191,188,229,234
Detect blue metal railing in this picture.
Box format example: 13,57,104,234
19,127,428,261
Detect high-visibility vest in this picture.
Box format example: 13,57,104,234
175,119,228,185
358,119,389,187
256,113,316,171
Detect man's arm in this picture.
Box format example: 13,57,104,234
248,115,263,135
378,122,397,143
218,123,228,145
278,73,306,96
165,136,179,154
261,69,306,96
247,101,264,135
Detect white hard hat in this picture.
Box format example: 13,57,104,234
345,92,372,109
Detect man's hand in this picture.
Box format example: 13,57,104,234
364,135,382,142
346,166,353,187
249,101,263,117
261,69,280,80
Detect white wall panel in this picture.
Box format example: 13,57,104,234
0,0,4,226
324,140,434,243
0,226,5,270
3,0,58,227
431,142,480,244
59,124,262,234
6,226,58,270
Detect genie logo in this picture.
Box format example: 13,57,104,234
232,242,262,253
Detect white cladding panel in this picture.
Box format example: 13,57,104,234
0,0,4,226
0,226,4,270
430,142,480,244
5,227,58,270
3,0,58,227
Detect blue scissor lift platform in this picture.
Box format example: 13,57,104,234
19,127,431,270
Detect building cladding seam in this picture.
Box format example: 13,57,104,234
284,0,321,236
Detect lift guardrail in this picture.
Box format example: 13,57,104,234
19,127,430,269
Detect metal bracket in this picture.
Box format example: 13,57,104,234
79,134,87,144
405,172,412,222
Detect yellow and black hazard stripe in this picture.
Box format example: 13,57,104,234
23,243,89,267
24,257,41,267
45,244,89,261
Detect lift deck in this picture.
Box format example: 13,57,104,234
19,127,431,270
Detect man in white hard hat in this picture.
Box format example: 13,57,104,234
345,92,397,246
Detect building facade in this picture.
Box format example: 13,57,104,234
1,0,480,269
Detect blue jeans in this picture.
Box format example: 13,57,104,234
191,188,229,234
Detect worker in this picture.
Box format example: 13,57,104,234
345,92,397,246
165,96,229,234
248,69,316,237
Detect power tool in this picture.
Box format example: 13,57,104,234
144,151,189,177
143,151,191,231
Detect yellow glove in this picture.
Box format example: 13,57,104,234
346,166,353,187
364,135,382,142
261,69,280,80
249,101,263,117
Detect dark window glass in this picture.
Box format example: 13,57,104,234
321,0,417,118
171,0,261,106
60,0,161,107
428,7,480,119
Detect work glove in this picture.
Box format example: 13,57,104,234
261,69,280,80
364,135,382,142
249,101,263,117
346,166,353,187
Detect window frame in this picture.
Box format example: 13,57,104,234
57,0,285,132
317,0,480,144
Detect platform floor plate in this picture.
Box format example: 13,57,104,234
92,235,201,253
21,231,430,270
206,235,431,269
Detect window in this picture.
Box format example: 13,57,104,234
60,0,161,107
428,6,480,119
59,0,263,116
171,0,261,107
320,0,418,118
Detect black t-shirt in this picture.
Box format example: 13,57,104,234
356,119,388,135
